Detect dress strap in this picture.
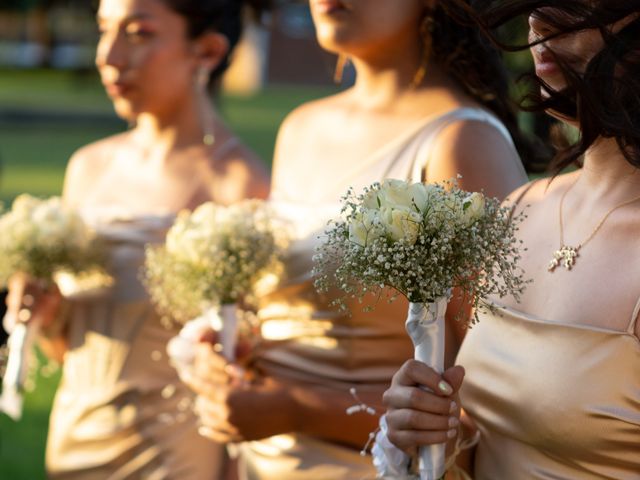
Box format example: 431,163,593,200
627,295,640,335
410,108,518,183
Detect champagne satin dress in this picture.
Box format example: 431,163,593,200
45,210,224,480
458,301,640,479
238,109,524,480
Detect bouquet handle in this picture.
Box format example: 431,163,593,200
406,299,448,480
0,318,41,421
218,304,238,362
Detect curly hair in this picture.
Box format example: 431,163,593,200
472,0,640,173
429,0,549,172
160,0,271,80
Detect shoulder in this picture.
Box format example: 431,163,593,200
62,133,126,207
277,93,347,140
504,172,576,214
212,141,270,203
425,112,528,200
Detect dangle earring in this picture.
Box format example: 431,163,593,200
333,54,349,84
410,13,434,89
196,65,215,146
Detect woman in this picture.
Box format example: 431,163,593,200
4,0,269,478
186,1,531,479
382,1,640,478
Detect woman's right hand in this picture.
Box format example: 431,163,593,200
4,273,63,333
382,360,465,454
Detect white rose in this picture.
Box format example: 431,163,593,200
461,192,486,226
379,206,422,245
377,179,415,209
349,208,383,247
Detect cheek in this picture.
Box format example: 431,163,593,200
136,44,195,102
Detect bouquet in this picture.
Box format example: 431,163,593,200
314,179,527,480
0,194,106,420
144,199,285,368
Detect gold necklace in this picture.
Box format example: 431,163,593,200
548,179,640,272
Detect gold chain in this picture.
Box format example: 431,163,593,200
559,178,640,249
549,177,640,272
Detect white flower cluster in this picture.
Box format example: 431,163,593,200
144,200,286,325
314,179,527,324
0,194,104,286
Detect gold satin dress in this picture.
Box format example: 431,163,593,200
45,211,224,480
239,109,525,480
458,302,640,479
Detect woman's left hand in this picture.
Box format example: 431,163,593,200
184,342,297,443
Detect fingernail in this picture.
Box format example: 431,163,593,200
449,401,457,413
447,428,457,439
438,380,453,395
448,417,459,428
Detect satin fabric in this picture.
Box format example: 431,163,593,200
240,108,522,479
458,302,640,480
46,210,224,480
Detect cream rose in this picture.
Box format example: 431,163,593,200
379,206,422,245
461,192,486,226
349,208,383,247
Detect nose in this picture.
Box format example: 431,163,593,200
528,10,555,40
95,30,126,71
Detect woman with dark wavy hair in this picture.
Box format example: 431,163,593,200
382,1,640,478
3,0,269,478
185,1,532,478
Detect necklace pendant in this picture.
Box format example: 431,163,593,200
548,245,580,272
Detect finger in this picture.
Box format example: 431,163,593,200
442,366,465,394
386,408,460,433
197,425,242,444
383,386,456,415
392,360,454,396
387,428,457,451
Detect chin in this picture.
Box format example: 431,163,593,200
112,101,137,123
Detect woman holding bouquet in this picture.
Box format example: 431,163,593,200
4,0,269,478
382,1,640,478
185,0,533,478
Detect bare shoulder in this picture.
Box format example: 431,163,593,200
63,132,127,206
274,91,350,163
505,172,577,214
426,117,528,200
213,142,270,203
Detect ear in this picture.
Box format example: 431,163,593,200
193,31,230,73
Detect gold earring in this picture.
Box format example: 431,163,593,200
196,66,215,146
411,13,434,89
334,54,349,84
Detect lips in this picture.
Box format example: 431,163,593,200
104,80,133,98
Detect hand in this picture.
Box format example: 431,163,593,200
382,360,465,454
4,273,63,333
184,341,296,443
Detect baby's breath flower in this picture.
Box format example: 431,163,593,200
144,200,287,325
314,179,527,325
0,194,106,286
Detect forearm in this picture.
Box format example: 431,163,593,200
288,382,384,449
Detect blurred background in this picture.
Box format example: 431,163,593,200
0,1,541,478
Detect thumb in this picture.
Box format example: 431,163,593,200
442,366,465,394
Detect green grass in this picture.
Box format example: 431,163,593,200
0,68,338,479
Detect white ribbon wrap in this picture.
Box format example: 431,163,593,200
0,318,41,420
218,304,238,362
406,299,449,480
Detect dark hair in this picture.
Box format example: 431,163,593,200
471,0,640,173
161,0,271,80
430,0,549,172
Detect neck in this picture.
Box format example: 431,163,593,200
577,137,640,199
348,33,430,110
132,91,215,158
